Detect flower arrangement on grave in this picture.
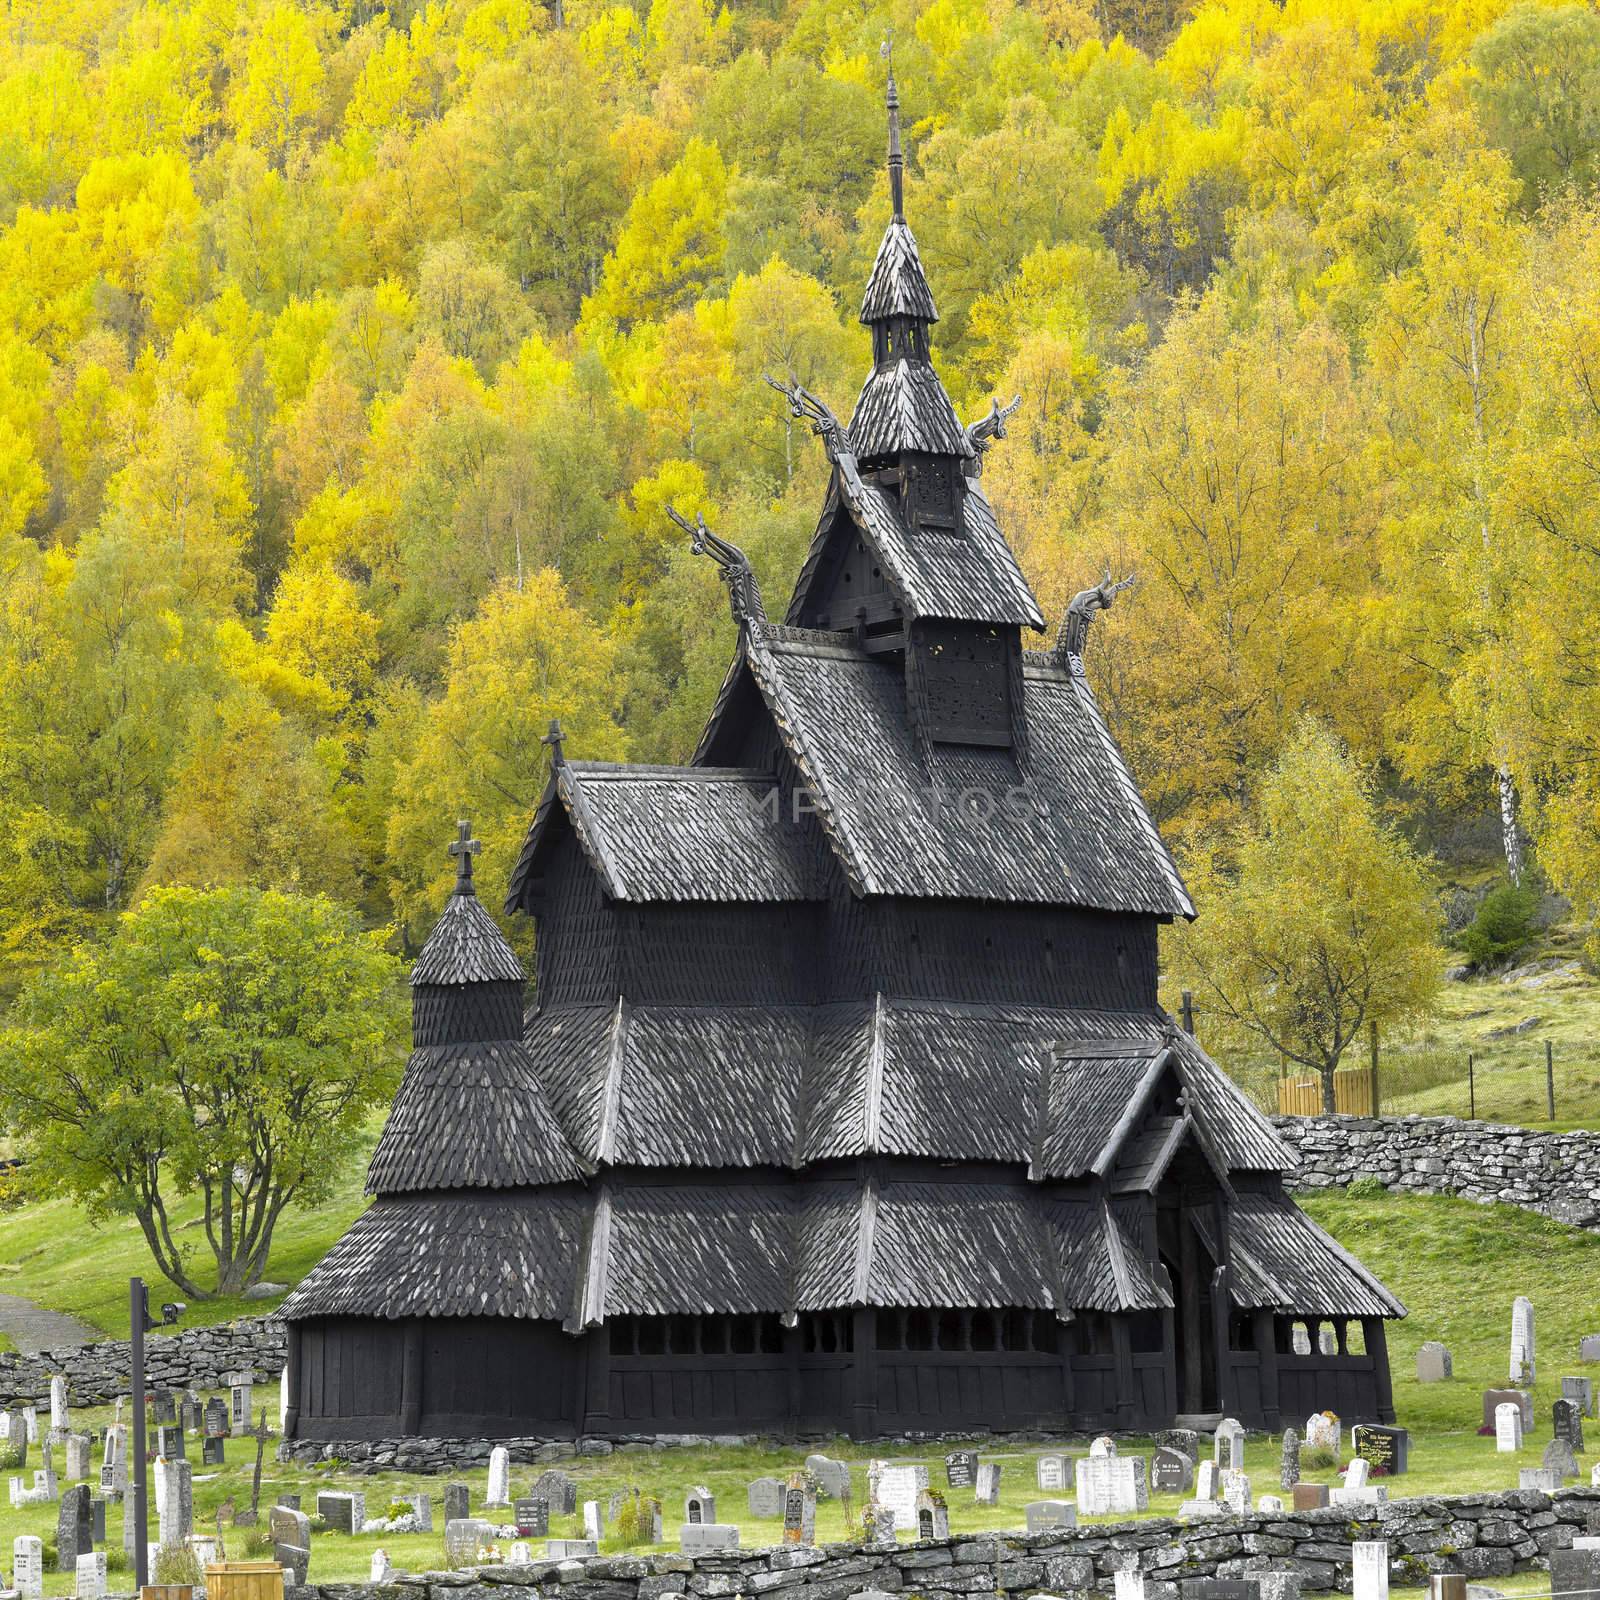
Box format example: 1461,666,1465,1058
1352,1439,1390,1478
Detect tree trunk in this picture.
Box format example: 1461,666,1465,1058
1499,763,1523,883
1320,1063,1337,1114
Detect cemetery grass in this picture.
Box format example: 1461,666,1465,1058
3,1192,1596,1594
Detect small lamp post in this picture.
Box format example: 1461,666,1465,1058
130,1278,185,1591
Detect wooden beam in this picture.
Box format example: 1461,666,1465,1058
400,1320,423,1436
1365,1316,1396,1423
1253,1307,1280,1431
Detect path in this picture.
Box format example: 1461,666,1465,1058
0,1290,98,1353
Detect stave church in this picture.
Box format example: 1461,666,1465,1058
281,72,1402,1443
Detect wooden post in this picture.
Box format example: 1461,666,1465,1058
1369,1020,1380,1117
1180,990,1194,1036
1179,1215,1202,1413
282,1322,302,1440
1253,1307,1280,1431
582,1326,611,1435
1110,1315,1136,1425
400,1320,423,1436
851,1307,877,1439
1468,1053,1475,1120
1547,1039,1556,1120
1364,1315,1396,1423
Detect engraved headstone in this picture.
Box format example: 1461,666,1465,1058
685,1486,715,1525
1416,1342,1452,1382
508,1542,533,1564
152,1394,175,1428
1280,1429,1300,1489
156,1425,184,1462
315,1490,363,1535
49,1379,69,1440
1350,1424,1409,1475
1565,1376,1597,1418
748,1477,784,1518
201,1436,225,1467
1075,1454,1148,1515
11,1536,42,1600
1222,1470,1250,1514
485,1447,511,1507
863,1503,896,1547
1520,1466,1561,1492
876,1464,922,1528
1512,1295,1537,1385
1545,1438,1580,1483
1304,1412,1339,1453
1026,1500,1077,1532
1344,1458,1369,1491
1352,1543,1389,1600
1196,1460,1218,1502
782,1478,816,1546
90,1497,105,1543
444,1517,493,1567
1037,1453,1068,1491
1292,1482,1329,1511
547,1537,599,1558
1484,1387,1534,1430
73,1552,105,1600
513,1497,548,1537
1258,1494,1285,1513
181,1394,202,1436
534,1469,577,1515
203,1398,228,1439
1152,1447,1193,1494
1583,1335,1600,1365
65,1436,91,1483
1556,1398,1586,1452
1496,1402,1524,1453
975,1461,1002,1505
229,1382,252,1437
916,1489,949,1541
582,1500,603,1542
945,1450,978,1489
444,1483,469,1523
679,1524,739,1553
1213,1420,1244,1466
154,1457,191,1548
57,1484,93,1571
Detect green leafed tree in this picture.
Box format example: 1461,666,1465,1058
1169,720,1443,1113
0,886,405,1296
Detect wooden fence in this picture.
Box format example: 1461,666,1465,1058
1277,1068,1376,1117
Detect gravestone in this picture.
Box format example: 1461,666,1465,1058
1213,1420,1244,1468
1180,1581,1259,1600
685,1486,716,1525
155,1457,191,1548
409,1491,432,1533
180,1395,202,1435
1352,1543,1389,1600
1280,1429,1300,1489
547,1538,599,1558
22,1409,37,1446
315,1490,364,1535
1090,1434,1118,1457
12,1536,42,1600
201,1436,225,1467
65,1436,91,1483
1520,1467,1561,1492
582,1500,603,1542
486,1447,511,1507
534,1469,577,1515
1583,1335,1600,1365
1344,1458,1370,1491
1026,1500,1077,1533
863,1504,896,1547
49,1378,69,1441
444,1517,492,1567
228,1381,252,1437
57,1484,93,1571
782,1479,816,1546
156,1425,184,1461
1157,1428,1202,1458
1258,1494,1285,1513
876,1465,923,1528
1511,1296,1537,1385
1556,1398,1587,1452
203,1399,228,1439
1114,1573,1147,1600
1076,1455,1147,1515
1292,1483,1329,1511
1351,1424,1409,1475
1496,1402,1524,1453
1551,1546,1600,1600
369,1550,392,1584
90,1498,104,1543
513,1497,548,1537
1304,1412,1339,1453
679,1525,739,1554
748,1478,784,1518
975,1462,1002,1505
277,1493,300,1510
152,1394,175,1427
1545,1438,1580,1483
945,1450,978,1489
1566,1376,1597,1418
444,1483,470,1523
1416,1342,1452,1382
1037,1453,1068,1491
916,1490,949,1541
1222,1470,1250,1514
1196,1460,1218,1502
1152,1447,1194,1494
508,1542,533,1564
1484,1388,1534,1430
73,1552,105,1600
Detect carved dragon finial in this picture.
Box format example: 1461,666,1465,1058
962,394,1021,477
666,505,768,628
763,372,864,499
1055,567,1137,672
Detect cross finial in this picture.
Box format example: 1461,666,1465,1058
448,818,480,895
542,718,566,769
881,32,904,220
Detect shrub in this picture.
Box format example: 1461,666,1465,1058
154,1545,203,1586
1302,1445,1338,1470
242,1527,273,1559
1456,880,1540,969
1346,1174,1385,1199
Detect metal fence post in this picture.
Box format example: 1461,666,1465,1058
1468,1052,1475,1120
1369,1019,1380,1117
1547,1039,1556,1121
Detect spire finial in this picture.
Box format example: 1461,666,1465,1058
542,718,566,769
448,818,480,895
882,33,904,220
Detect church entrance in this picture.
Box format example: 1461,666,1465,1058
1160,1211,1220,1415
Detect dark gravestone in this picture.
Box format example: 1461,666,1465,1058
270,1505,311,1587
1157,1428,1202,1458
1551,1547,1600,1600
202,1436,226,1467
1555,1398,1586,1453
534,1470,577,1516
945,1450,978,1489
57,1484,93,1572
1152,1447,1194,1493
1483,1388,1533,1430
444,1483,470,1523
316,1491,360,1534
156,1425,185,1461
1350,1424,1409,1475
181,1396,202,1435
152,1394,177,1427
277,1494,300,1511
513,1497,548,1537
203,1398,229,1438
90,1499,105,1544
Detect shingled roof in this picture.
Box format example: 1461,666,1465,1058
849,360,973,461
411,883,523,985
860,217,938,324
707,628,1191,912
507,763,824,911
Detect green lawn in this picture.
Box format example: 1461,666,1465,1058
2,1192,1594,1593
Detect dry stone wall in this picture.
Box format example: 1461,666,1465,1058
99,1485,1600,1600
1273,1114,1600,1227
0,1316,284,1408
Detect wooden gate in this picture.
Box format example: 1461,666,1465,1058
1277,1069,1374,1116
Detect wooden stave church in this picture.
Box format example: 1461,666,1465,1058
280,76,1403,1444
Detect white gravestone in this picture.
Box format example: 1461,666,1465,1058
1496,1402,1524,1453
1258,1494,1286,1512
12,1537,42,1600
49,1380,68,1439
1075,1455,1147,1516
876,1466,922,1527
1196,1460,1219,1502
22,1411,37,1446
1305,1412,1340,1453
974,1462,1002,1505
1222,1471,1250,1513
279,1367,290,1432
1511,1296,1536,1385
1037,1454,1068,1491
1353,1542,1389,1600
509,1542,533,1564
1416,1342,1452,1382
229,1383,252,1438
1090,1435,1118,1457
73,1553,105,1600
486,1446,511,1507
582,1501,604,1542
1114,1572,1146,1600
1344,1458,1370,1491
369,1550,392,1583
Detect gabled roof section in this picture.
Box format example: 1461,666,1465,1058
722,629,1190,913
849,360,973,460
860,218,938,324
506,761,824,909
411,888,524,985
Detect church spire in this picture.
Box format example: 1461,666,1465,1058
884,38,904,221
